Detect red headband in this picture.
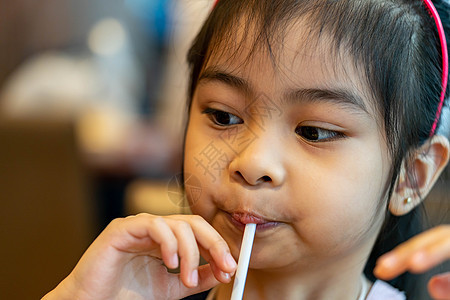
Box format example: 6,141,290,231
212,0,448,135
423,0,448,136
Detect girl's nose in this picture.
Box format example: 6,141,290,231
228,134,286,187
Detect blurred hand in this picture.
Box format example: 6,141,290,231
42,214,237,300
374,225,450,300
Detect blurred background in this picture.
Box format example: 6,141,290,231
0,0,212,298
0,0,448,299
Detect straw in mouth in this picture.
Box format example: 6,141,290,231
230,223,257,300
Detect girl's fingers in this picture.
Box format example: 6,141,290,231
198,244,234,283
209,258,233,283
164,215,235,287
183,215,237,274
107,215,180,269
107,214,236,289
428,272,450,300
374,225,450,280
197,264,222,289
174,264,221,298
167,219,201,288
409,233,450,273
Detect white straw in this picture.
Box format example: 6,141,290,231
230,223,256,300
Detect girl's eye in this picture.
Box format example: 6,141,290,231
202,108,243,126
295,125,344,142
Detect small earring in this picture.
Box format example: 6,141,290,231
403,197,412,205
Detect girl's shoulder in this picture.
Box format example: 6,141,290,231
366,280,406,300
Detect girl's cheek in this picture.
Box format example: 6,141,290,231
185,129,236,186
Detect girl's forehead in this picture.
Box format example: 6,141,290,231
202,17,378,117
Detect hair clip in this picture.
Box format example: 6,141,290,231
423,0,448,136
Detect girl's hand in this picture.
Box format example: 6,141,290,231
374,225,450,300
42,214,237,300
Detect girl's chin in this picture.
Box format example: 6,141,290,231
245,247,300,271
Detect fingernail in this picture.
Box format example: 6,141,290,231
221,271,231,281
190,269,198,287
170,254,178,268
225,253,237,269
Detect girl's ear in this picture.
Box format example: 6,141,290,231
389,135,450,216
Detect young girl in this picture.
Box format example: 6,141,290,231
44,0,450,299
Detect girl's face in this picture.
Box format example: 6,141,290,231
184,22,391,273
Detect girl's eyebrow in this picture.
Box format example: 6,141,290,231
198,67,368,114
284,88,369,114
198,67,253,96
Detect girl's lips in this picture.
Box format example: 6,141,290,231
231,212,270,224
229,212,280,231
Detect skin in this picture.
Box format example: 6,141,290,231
42,15,450,300
43,214,237,300
375,225,450,300
184,20,391,299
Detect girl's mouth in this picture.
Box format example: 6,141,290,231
229,211,280,231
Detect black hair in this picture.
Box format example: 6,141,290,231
186,0,450,298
